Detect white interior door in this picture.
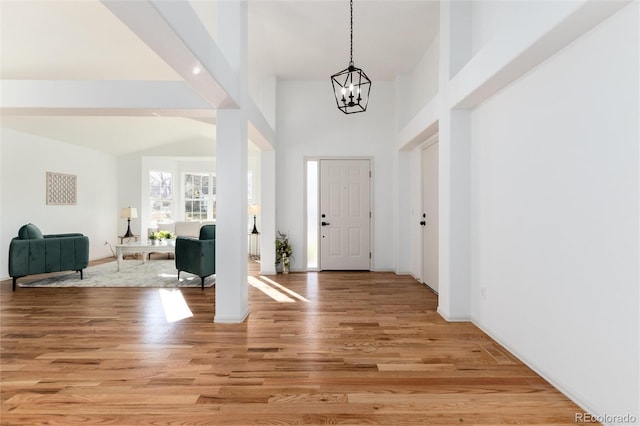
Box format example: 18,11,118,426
422,142,439,292
319,159,371,270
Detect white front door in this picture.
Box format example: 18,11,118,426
319,159,371,270
422,142,439,292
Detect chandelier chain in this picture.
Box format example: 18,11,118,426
330,0,370,114
350,0,353,65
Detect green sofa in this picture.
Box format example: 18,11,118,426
175,224,215,290
9,223,90,291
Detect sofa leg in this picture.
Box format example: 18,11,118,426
12,277,17,291
78,270,84,280
201,277,205,290
178,270,181,281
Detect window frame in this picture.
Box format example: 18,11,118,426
149,170,173,224
183,172,217,221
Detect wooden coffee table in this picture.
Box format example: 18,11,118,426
115,240,176,271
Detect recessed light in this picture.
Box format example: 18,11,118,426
192,65,201,75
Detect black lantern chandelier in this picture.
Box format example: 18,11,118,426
330,0,371,114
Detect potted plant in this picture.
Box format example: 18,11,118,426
149,230,175,244
148,232,160,245
158,230,175,240
275,231,293,274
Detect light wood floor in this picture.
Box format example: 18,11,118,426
1,258,588,425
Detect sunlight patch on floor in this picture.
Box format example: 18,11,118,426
158,289,193,322
158,272,179,279
248,276,296,303
259,275,310,302
158,271,199,284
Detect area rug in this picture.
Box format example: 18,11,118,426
18,259,215,288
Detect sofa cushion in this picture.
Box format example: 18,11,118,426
199,224,216,240
157,222,175,234
18,223,44,240
175,221,202,238
156,221,216,238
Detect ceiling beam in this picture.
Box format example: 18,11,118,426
396,95,439,151
0,80,215,117
449,0,631,109
101,0,238,109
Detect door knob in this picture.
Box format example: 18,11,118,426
321,221,330,226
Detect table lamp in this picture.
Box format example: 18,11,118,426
248,204,260,234
120,207,138,238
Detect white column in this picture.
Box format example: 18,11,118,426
437,1,472,321
215,110,249,323
214,0,250,323
260,149,277,275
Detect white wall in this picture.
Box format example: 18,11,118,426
396,35,439,130
0,129,118,279
251,76,277,131
248,145,261,204
276,80,397,271
470,0,581,57
117,153,143,237
470,2,638,419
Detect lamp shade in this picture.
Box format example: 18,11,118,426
120,207,138,219
248,204,260,216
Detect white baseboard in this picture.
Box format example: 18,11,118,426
260,266,277,275
408,272,424,283
213,308,249,324
437,307,471,322
470,319,607,423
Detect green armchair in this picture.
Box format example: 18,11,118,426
9,223,90,291
175,224,216,290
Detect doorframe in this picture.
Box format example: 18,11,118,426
420,134,439,292
303,156,374,272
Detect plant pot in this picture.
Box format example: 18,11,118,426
281,253,290,274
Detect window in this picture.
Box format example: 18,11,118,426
184,173,216,221
248,171,254,205
150,171,172,223
306,160,319,269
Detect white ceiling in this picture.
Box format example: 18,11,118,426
0,0,439,155
248,1,440,82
